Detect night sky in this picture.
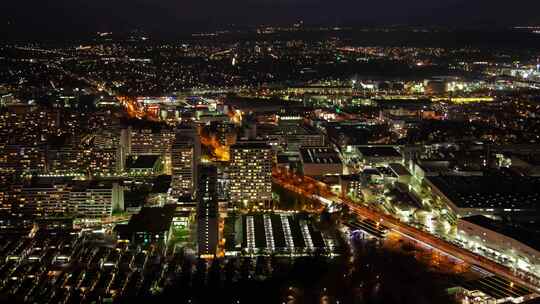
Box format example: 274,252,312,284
2,0,540,38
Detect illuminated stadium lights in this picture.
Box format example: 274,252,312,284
230,213,338,256
321,231,336,251
263,214,275,251
300,220,314,251
246,216,256,251
281,214,295,250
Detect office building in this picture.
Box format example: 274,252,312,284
69,181,124,218
356,145,403,165
0,145,47,180
128,127,175,174
229,141,273,205
0,179,124,218
9,182,71,218
126,155,163,176
115,205,175,244
48,146,120,176
171,135,197,197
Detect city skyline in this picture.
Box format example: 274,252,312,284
2,2,540,303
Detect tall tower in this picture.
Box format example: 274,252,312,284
171,135,196,198
197,165,218,257
175,125,201,184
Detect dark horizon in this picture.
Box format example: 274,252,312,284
2,0,540,41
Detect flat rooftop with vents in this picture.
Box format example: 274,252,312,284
300,147,343,176
426,175,540,216
356,145,402,165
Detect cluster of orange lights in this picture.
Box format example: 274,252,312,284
117,96,158,121
200,133,230,162
227,108,243,125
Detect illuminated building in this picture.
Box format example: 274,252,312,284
129,128,176,155
89,148,120,176
424,79,447,95
224,213,338,256
48,147,90,175
425,175,540,219
115,205,175,244
356,145,403,166
1,180,124,218
458,216,540,275
171,135,197,197
0,145,47,180
128,127,175,173
69,181,124,217
0,93,16,106
388,163,412,184
126,155,163,176
258,117,326,152
340,174,363,199
197,165,219,257
209,121,237,146
9,183,71,218
48,144,120,177
229,141,273,205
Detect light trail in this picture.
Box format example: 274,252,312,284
272,169,540,292
116,96,159,121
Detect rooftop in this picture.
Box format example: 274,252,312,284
388,163,411,177
231,141,272,150
258,121,321,137
429,175,540,210
124,205,175,234
126,155,160,169
71,180,119,191
357,146,402,158
462,215,540,252
300,147,342,165
277,152,300,164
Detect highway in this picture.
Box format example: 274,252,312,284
272,169,540,293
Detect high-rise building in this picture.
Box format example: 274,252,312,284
197,165,219,257
129,127,175,155
175,125,201,163
6,182,71,218
128,127,176,174
48,146,120,177
229,141,273,205
0,145,47,181
171,135,197,197
210,121,237,146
